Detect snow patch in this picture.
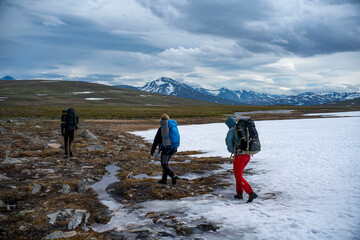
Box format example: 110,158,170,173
85,98,109,101
131,114,360,239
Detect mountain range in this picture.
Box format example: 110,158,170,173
117,77,360,106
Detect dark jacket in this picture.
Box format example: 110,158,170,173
225,117,242,155
151,127,177,156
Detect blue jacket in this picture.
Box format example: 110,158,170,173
225,117,240,155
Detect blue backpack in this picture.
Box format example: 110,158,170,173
160,119,180,149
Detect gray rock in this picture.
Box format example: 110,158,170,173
59,184,71,195
45,230,77,239
78,130,97,140
0,127,5,134
196,223,219,232
126,172,133,179
21,169,31,175
47,212,59,225
47,209,89,230
0,200,5,207
77,179,93,193
135,144,146,149
68,209,87,229
126,228,150,233
1,157,28,164
7,119,13,123
31,184,41,194
0,174,10,181
84,143,104,151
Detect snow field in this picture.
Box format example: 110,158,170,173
133,112,360,239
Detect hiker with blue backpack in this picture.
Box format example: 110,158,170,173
225,117,260,203
151,114,180,185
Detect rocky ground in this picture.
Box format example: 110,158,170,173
0,118,237,240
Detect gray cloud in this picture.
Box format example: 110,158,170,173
0,0,359,94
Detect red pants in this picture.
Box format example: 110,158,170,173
233,155,253,195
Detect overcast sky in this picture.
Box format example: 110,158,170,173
0,0,359,94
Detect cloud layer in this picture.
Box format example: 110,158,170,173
0,0,359,94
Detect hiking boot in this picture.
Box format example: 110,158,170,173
247,192,258,203
172,176,179,185
158,179,167,184
69,151,73,157
234,194,243,200
64,151,68,156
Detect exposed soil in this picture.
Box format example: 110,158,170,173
0,118,236,240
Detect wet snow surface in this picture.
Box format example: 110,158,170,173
97,112,360,239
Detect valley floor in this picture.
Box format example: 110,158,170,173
1,111,359,239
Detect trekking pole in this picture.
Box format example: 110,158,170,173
154,143,162,160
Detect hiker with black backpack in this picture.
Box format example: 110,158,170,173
151,114,180,185
61,108,79,157
225,117,260,203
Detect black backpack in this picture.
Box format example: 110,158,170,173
234,118,261,155
61,108,79,131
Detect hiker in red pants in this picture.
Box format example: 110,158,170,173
225,117,258,203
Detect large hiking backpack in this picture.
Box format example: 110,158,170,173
235,118,261,155
61,108,79,131
160,119,180,150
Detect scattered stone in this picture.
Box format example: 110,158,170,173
31,184,41,194
21,169,31,175
196,223,219,232
1,157,28,164
37,168,55,174
0,127,5,134
126,172,133,179
145,212,162,219
68,209,87,229
126,228,150,233
174,225,194,236
17,210,34,217
47,212,60,225
59,184,71,195
0,200,5,207
135,144,146,149
84,142,105,151
45,230,77,239
48,143,61,149
7,119,13,123
0,174,10,181
77,179,94,193
78,130,98,140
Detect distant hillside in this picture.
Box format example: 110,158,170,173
1,75,15,80
114,84,140,90
0,80,211,107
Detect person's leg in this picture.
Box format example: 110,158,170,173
233,155,244,197
161,154,178,185
239,155,253,195
64,131,69,155
68,130,75,156
161,154,174,178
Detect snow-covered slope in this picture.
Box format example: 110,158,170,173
140,77,240,104
138,77,360,105
132,112,360,239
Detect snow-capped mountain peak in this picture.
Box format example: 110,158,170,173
138,77,360,105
